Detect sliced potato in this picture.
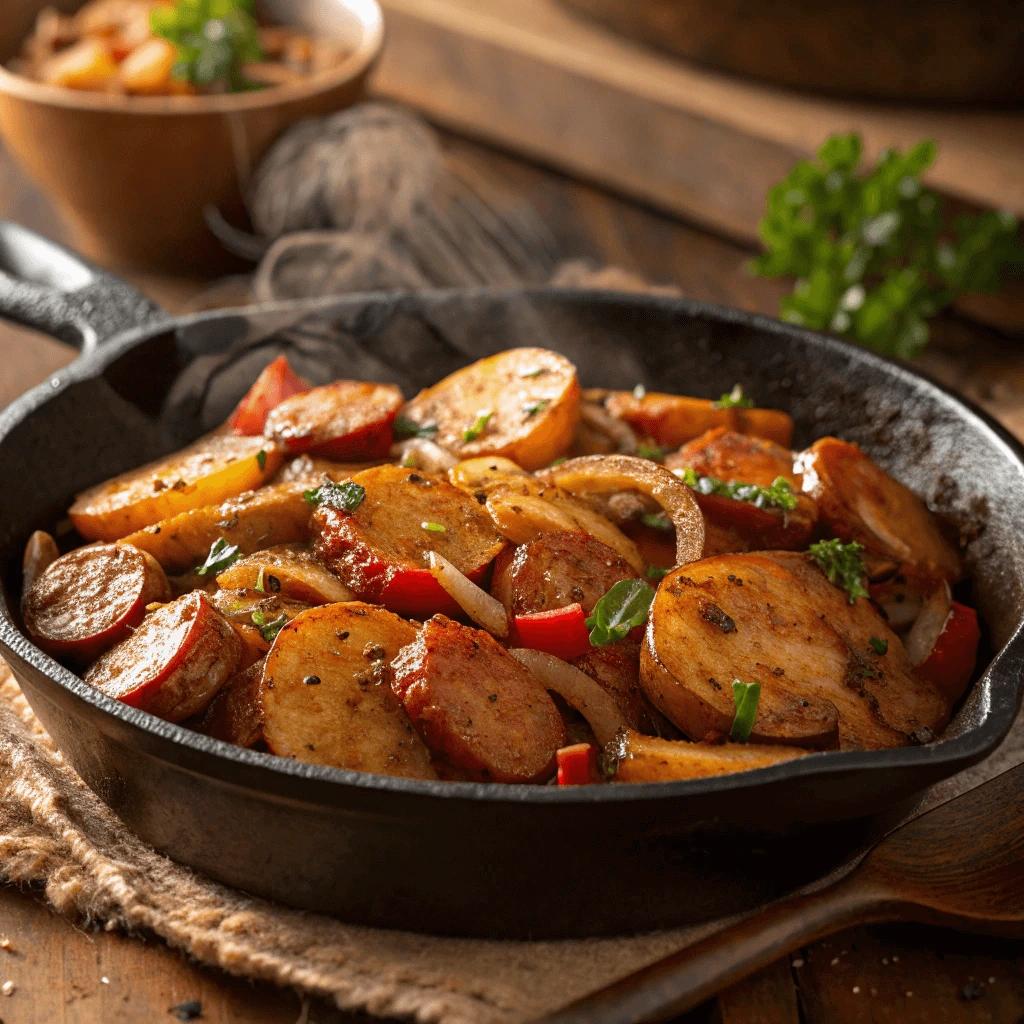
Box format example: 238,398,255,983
121,483,311,574
84,592,241,723
70,434,282,542
40,37,117,89
209,589,313,664
609,729,808,782
23,543,170,666
312,466,505,618
401,348,580,470
192,662,266,747
264,380,403,460
642,552,949,750
796,437,963,584
262,602,436,779
391,615,566,783
216,544,355,604
273,455,384,486
447,456,530,498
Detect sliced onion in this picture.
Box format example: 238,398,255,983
904,581,953,667
392,439,458,474
510,648,627,745
579,402,638,455
537,454,705,566
428,551,508,638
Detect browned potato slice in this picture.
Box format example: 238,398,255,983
491,530,639,616
609,729,808,782
216,544,354,604
70,434,282,542
23,543,170,666
797,437,963,584
209,589,313,664
262,602,436,779
447,456,530,498
121,483,311,574
391,615,566,783
273,455,384,487
642,552,949,750
602,391,794,448
668,428,801,488
192,662,266,747
400,348,580,470
84,592,241,723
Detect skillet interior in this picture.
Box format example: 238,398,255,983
0,287,1021,938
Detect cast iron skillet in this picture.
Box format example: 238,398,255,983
0,222,1021,940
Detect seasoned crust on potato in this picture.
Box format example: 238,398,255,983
391,615,566,783
400,348,580,470
491,530,639,617
262,602,436,779
70,433,281,541
641,552,949,751
216,543,354,605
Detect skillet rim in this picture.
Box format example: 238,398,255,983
0,285,1021,808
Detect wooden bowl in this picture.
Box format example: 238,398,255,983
0,0,383,272
558,0,1024,104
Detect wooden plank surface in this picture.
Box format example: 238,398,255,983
1,126,1024,1022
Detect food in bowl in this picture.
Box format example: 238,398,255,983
20,349,980,786
11,0,351,95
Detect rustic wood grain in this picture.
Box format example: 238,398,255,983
714,960,800,1024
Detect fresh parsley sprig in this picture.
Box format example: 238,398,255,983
679,468,799,512
394,416,439,440
303,480,366,513
585,579,656,647
808,538,869,603
752,132,1024,358
712,385,754,410
251,608,288,643
462,411,492,442
730,681,761,742
195,537,241,576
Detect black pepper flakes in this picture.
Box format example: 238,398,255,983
170,1001,203,1022
408,473,423,483
488,693,498,702
303,675,321,686
708,678,722,691
266,574,281,593
474,491,487,504
962,982,983,1002
700,603,736,633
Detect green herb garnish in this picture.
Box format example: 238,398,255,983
462,411,493,442
585,579,656,647
869,636,889,655
256,449,267,472
730,681,761,742
254,566,265,593
636,441,667,462
808,538,869,603
521,367,545,378
641,512,673,531
151,0,265,93
679,468,799,512
422,521,446,533
712,385,754,410
549,457,568,467
394,416,439,440
195,537,241,576
303,480,366,513
646,566,671,581
251,609,288,643
752,132,1024,358
523,401,547,417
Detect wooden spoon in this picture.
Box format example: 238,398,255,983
543,762,1024,1024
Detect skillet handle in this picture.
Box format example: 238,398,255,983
0,222,169,352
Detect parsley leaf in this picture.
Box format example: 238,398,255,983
712,385,754,410
151,0,265,93
421,521,446,533
641,512,673,531
251,609,288,643
636,441,667,461
730,681,761,742
462,411,492,442
256,449,267,472
255,566,265,592
585,579,656,647
808,538,869,603
303,481,366,513
646,565,671,580
394,416,439,440
752,132,1024,358
523,401,547,417
679,468,799,512
869,636,889,655
195,537,241,576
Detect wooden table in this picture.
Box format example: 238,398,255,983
1,131,1023,1024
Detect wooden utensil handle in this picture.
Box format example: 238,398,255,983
541,878,900,1024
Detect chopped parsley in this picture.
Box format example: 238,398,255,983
636,440,667,461
549,456,568,467
808,538,869,603
520,367,546,378
523,400,547,417
251,609,288,642
421,521,446,533
641,512,673,531
585,579,656,647
394,416,439,440
646,565,671,580
678,468,799,512
256,449,267,471
195,537,241,576
712,384,755,410
303,480,366,513
869,636,889,655
255,566,265,592
730,680,761,742
462,411,493,442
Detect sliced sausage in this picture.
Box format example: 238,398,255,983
570,639,660,734
69,433,282,541
264,380,403,460
261,602,436,779
391,615,566,783
641,552,949,751
23,543,171,666
491,530,639,617
84,592,241,722
215,543,355,604
312,465,505,618
191,661,266,747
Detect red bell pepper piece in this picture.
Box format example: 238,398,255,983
229,356,309,436
557,743,599,786
915,601,981,705
513,603,593,661
379,565,491,620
